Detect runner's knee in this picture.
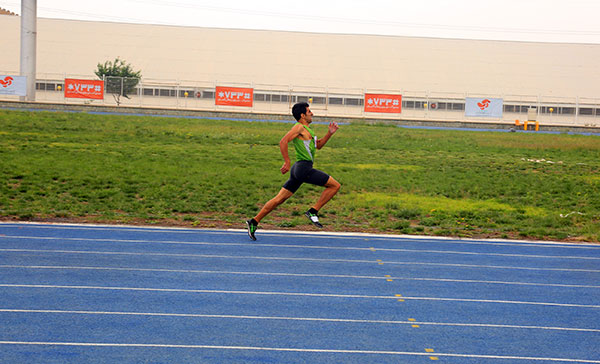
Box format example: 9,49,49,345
326,178,341,191
276,194,290,204
274,189,294,204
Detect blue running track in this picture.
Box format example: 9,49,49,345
0,222,599,363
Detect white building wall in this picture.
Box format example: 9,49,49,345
1,15,599,98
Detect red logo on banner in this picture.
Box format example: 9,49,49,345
215,86,253,107
64,79,104,99
364,93,402,113
477,99,491,110
0,76,14,87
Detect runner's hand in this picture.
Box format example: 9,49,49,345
280,160,290,174
328,122,339,134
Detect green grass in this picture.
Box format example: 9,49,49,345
1,109,599,242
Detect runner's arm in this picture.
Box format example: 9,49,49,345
279,124,303,174
316,122,339,149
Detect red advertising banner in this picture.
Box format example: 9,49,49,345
64,79,104,99
364,93,402,113
215,86,253,107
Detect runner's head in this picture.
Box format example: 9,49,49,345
292,102,309,121
292,102,313,122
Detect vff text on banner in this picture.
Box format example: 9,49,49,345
215,86,253,107
64,79,104,99
365,93,402,113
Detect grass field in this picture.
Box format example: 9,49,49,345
1,109,599,242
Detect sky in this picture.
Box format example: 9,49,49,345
2,0,600,44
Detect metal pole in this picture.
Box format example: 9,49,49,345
102,75,106,106
139,78,143,107
176,80,180,109
20,0,37,101
575,96,579,124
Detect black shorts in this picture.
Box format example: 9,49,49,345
282,160,330,193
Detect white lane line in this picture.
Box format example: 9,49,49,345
1,265,598,289
2,248,599,273
1,308,598,333
1,284,599,308
2,235,599,261
3,221,599,248
0,341,598,362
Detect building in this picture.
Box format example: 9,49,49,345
0,15,598,125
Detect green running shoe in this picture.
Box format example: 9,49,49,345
246,219,258,241
304,210,323,228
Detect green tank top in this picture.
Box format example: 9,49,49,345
292,123,317,162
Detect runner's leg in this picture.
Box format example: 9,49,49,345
312,176,341,211
254,187,294,223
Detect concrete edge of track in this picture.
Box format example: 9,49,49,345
1,220,598,247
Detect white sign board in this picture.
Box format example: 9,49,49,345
0,75,27,96
465,97,503,118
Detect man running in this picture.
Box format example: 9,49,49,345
246,102,341,240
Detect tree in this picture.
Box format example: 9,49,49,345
95,58,142,105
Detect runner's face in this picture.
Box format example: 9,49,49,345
303,107,314,123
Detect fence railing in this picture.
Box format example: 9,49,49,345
2,73,599,127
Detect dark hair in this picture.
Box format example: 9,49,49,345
292,102,309,121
